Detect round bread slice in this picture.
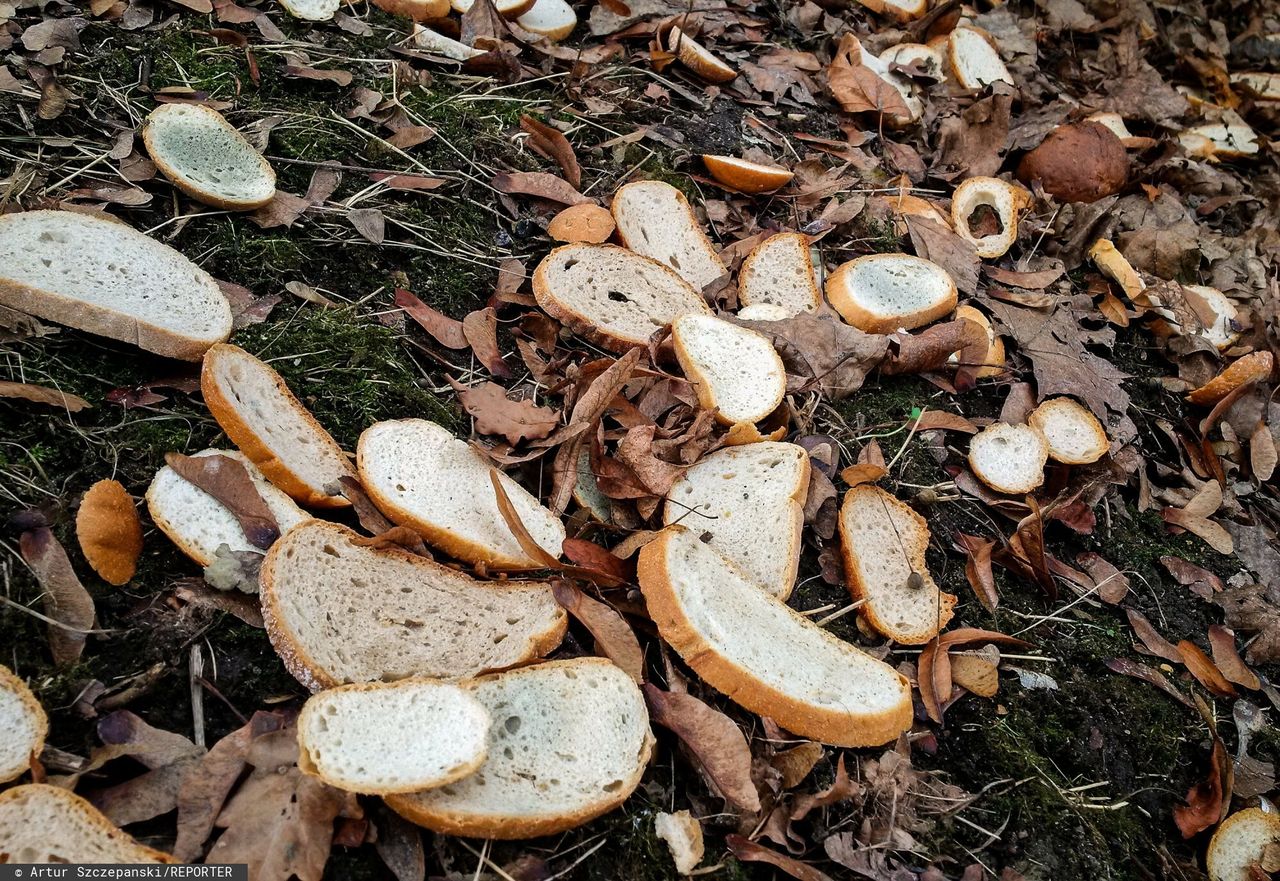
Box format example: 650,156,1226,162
611,180,728,291
1027,398,1109,465
297,679,490,795
547,203,615,243
968,422,1049,494
450,0,532,16
1206,807,1280,881
145,449,311,569
880,42,946,79
638,526,914,747
738,232,821,317
702,155,793,194
142,104,276,211
1181,285,1240,350
357,418,566,568
1186,351,1274,406
0,665,47,784
532,243,711,352
951,177,1028,259
260,520,567,691
838,486,956,644
384,658,654,839
947,27,1013,92
201,343,356,508
825,253,957,334
0,210,231,361
515,0,577,41
376,0,452,18
672,314,786,425
279,0,339,19
0,785,176,863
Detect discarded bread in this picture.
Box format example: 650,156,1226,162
737,303,792,321
968,422,1049,494
357,418,566,567
638,526,914,746
515,0,578,42
952,304,1005,378
951,177,1029,259
612,180,727,291
849,0,927,22
655,811,704,875
384,658,654,839
279,0,339,19
1185,351,1274,406
0,210,232,361
202,343,356,508
672,314,786,425
76,479,143,586
880,42,946,79
1088,239,1146,300
667,27,736,84
1179,285,1240,350
1028,398,1109,465
260,521,567,691
142,104,276,210
297,679,491,794
0,784,176,863
738,232,821,317
0,665,46,784
701,155,793,193
825,253,957,333
946,27,1013,92
450,0,532,16
547,203,615,243
412,25,485,59
1179,123,1260,159
1206,807,1280,881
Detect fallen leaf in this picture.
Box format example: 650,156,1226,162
369,173,447,192
449,379,559,445
76,479,143,586
385,126,436,150
491,171,588,205
907,216,981,295
726,835,834,881
552,581,644,683
772,742,824,789
1161,556,1224,600
520,115,581,189
1177,640,1237,697
165,453,279,549
0,380,90,411
736,308,889,399
1125,609,1182,663
462,307,512,378
934,88,1014,180
173,579,265,628
84,711,205,827
1106,658,1194,708
882,318,988,377
561,538,631,583
460,0,508,47
372,804,425,881
1162,481,1233,555
1174,736,1229,838
1207,625,1260,691
282,64,353,86
1214,582,1280,665
951,651,1000,698
395,288,468,349
19,527,95,666
1250,422,1276,481
347,208,385,244
644,685,760,812
826,35,910,120
1075,552,1129,603
488,469,561,569
955,533,998,611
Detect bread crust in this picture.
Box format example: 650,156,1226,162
1185,351,1274,406
201,343,354,509
951,177,1029,259
0,785,176,862
825,254,958,334
671,317,786,426
850,0,927,22
376,0,455,19
738,232,821,312
1206,807,1280,881
611,181,727,288
968,423,1049,494
1027,398,1109,465
637,528,913,747
667,28,737,83
701,156,794,194
515,0,576,40
946,27,1011,93
75,479,143,586
143,477,220,568
141,105,276,211
0,665,48,784
953,305,1005,379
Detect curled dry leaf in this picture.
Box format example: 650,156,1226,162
76,479,143,586
772,741,824,790
1214,583,1280,665
520,115,581,189
461,307,512,378
950,652,999,698
335,476,398,538
726,835,835,881
561,537,631,583
491,171,588,205
1125,608,1182,663
736,308,889,400
0,380,91,411
1075,552,1130,604
1207,625,1260,690
449,379,559,445
1174,734,1230,838
1161,481,1233,555
1176,640,1237,698
19,527,95,666
551,581,645,683
165,453,279,550
955,533,998,611
882,318,989,378
827,35,910,120
1106,657,1194,709
789,754,859,822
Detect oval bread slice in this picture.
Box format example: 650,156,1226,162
532,243,711,352
0,784,176,863
0,210,231,361
357,418,566,568
838,485,956,644
951,304,1005,378
385,658,654,839
825,253,957,334
638,526,914,746
701,155,793,194
142,104,276,210
672,314,786,425
376,0,452,18
611,180,728,291
1027,398,1109,465
515,0,577,41
451,0,533,16
1206,807,1280,881
947,27,1013,92
279,0,339,19
663,442,810,600
297,679,491,794
260,520,567,691
202,343,356,509
968,422,1049,494
0,665,47,784
738,232,821,317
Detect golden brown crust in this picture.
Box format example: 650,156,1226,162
377,0,452,19
1185,351,1274,406
0,785,177,862
670,318,786,426
1206,807,1280,881
141,106,276,211
201,344,353,509
0,665,48,784
953,305,1005,379
701,156,793,194
75,479,143,586
546,203,615,243
668,28,737,83
825,255,958,334
637,528,913,747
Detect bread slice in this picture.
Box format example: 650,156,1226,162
825,253,957,334
947,27,1013,92
1206,807,1280,881
357,418,566,568
145,448,311,569
260,521,567,691
951,304,1005,378
637,526,914,746
450,0,532,16
968,422,1049,494
0,665,46,784
881,42,946,78
736,303,792,321
1027,398,1109,465
384,658,654,839
851,0,927,22
0,210,231,361
0,784,175,863
532,243,711,352
201,343,356,509
515,0,577,41
1178,123,1260,159
377,0,452,18
412,25,486,59
672,314,786,425
612,180,727,291
662,442,809,599
701,155,793,194
297,679,490,795
666,27,737,84
1180,285,1240,350
142,104,276,211
1185,351,1274,407
279,0,338,19
838,486,956,644
950,177,1028,259
738,233,821,317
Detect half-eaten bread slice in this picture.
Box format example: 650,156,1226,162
672,314,786,425
0,785,176,863
515,0,577,41
1027,398,1109,465
278,0,339,19
0,665,47,784
738,232,821,317
612,180,727,291
142,104,276,210
825,253,957,334
950,176,1029,259
968,422,1049,494
1206,807,1280,881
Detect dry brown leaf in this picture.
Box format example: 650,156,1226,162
736,308,889,399
1250,421,1277,481
839,463,887,487
789,753,860,821
335,476,400,541
726,835,834,881
1174,734,1230,838
950,653,999,698
955,533,998,611
882,318,988,377
1215,583,1280,664
76,479,143,586
644,685,761,812
827,35,910,120
1161,556,1224,599
449,379,559,445
83,711,205,827
488,469,561,569
907,216,981,296
552,581,644,683
282,64,353,86
173,579,264,628
1075,552,1130,604
165,453,279,550
369,173,447,192
1207,625,1260,691
772,742,824,789
492,171,588,205
1107,656,1195,708
462,307,512,378
561,537,631,583
1125,608,1182,663
1161,481,1233,555
520,115,581,189
1176,640,1237,697
914,410,979,433
0,380,91,411
19,527,95,666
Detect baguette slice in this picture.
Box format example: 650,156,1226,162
412,25,485,59
532,243,711,352
515,0,577,41
450,0,533,16
738,233,821,317
1206,807,1280,881
142,104,276,210
297,679,490,795
612,180,728,291
701,155,793,194
1027,398,1109,465
377,0,453,18
951,177,1028,259
825,253,957,334
736,303,792,321
145,449,311,569
852,0,927,22
261,521,567,691
638,526,914,747
662,442,809,600
968,422,1048,494
951,304,1005,378
357,419,566,568
202,343,356,508
385,659,654,839
672,314,786,425
0,210,231,361
666,27,737,84
0,785,176,863
947,27,1013,92
0,665,47,784
279,0,339,19
838,486,956,644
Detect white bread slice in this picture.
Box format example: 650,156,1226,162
851,0,926,22
385,658,654,839
838,485,956,644
881,42,947,79
612,181,727,291
655,810,704,874
0,785,176,863
1206,807,1280,881
1027,398,1109,465
968,422,1048,494
738,232,821,317
412,25,486,59
260,521,567,691
1232,72,1280,101
357,419,566,568
0,665,46,784
825,253,957,334
297,679,490,795
1085,111,1135,142
145,448,311,570
947,27,1013,92
1179,123,1260,159
662,442,809,600
532,243,711,352
671,314,786,425
279,0,339,19
637,526,914,746
1180,285,1240,350
201,343,356,509
736,303,792,321
950,177,1029,259
142,104,276,211
0,210,231,361
515,0,577,41
451,0,533,15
